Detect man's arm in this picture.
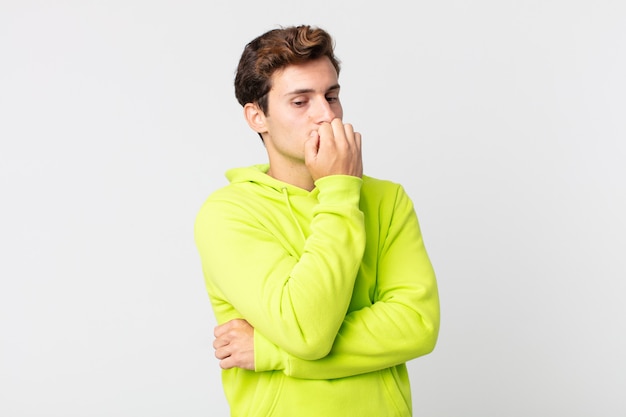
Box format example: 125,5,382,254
214,185,440,379
278,186,440,379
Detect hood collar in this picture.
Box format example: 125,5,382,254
226,164,319,197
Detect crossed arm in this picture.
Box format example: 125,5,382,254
212,187,440,379
201,119,439,377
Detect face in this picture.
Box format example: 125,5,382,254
254,57,343,168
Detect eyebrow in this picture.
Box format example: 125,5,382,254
285,84,341,96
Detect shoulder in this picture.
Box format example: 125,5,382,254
360,175,415,213
200,180,274,208
361,175,409,199
195,179,286,234
195,183,256,224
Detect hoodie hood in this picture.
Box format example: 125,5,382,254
226,163,311,243
225,164,320,198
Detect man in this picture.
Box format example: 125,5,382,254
194,25,440,417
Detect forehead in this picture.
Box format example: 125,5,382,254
270,57,339,94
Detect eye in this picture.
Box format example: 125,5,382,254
326,95,339,103
292,98,308,107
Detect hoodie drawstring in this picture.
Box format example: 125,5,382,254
281,187,306,244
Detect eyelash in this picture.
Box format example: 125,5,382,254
293,96,339,106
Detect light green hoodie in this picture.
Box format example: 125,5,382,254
194,164,439,417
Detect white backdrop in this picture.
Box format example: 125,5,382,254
1,1,625,416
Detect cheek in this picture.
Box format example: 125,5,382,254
334,103,344,119
285,114,308,130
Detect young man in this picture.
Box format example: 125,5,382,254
194,25,440,417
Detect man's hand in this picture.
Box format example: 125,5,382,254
304,118,363,181
213,318,255,370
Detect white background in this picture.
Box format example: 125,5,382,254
1,1,625,416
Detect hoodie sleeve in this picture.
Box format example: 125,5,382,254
195,175,366,361
254,184,440,379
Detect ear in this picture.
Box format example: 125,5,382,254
243,103,268,134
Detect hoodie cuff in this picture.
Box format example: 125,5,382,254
254,329,287,373
314,175,363,206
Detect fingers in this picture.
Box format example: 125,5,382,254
213,325,236,368
214,318,247,337
313,119,359,154
215,344,236,369
304,130,320,163
218,356,236,370
331,119,361,150
306,118,363,180
212,319,255,370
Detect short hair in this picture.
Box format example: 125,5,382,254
234,25,341,115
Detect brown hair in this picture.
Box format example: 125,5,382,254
234,25,341,115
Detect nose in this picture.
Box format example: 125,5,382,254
314,98,337,123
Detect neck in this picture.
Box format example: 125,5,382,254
267,162,315,191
